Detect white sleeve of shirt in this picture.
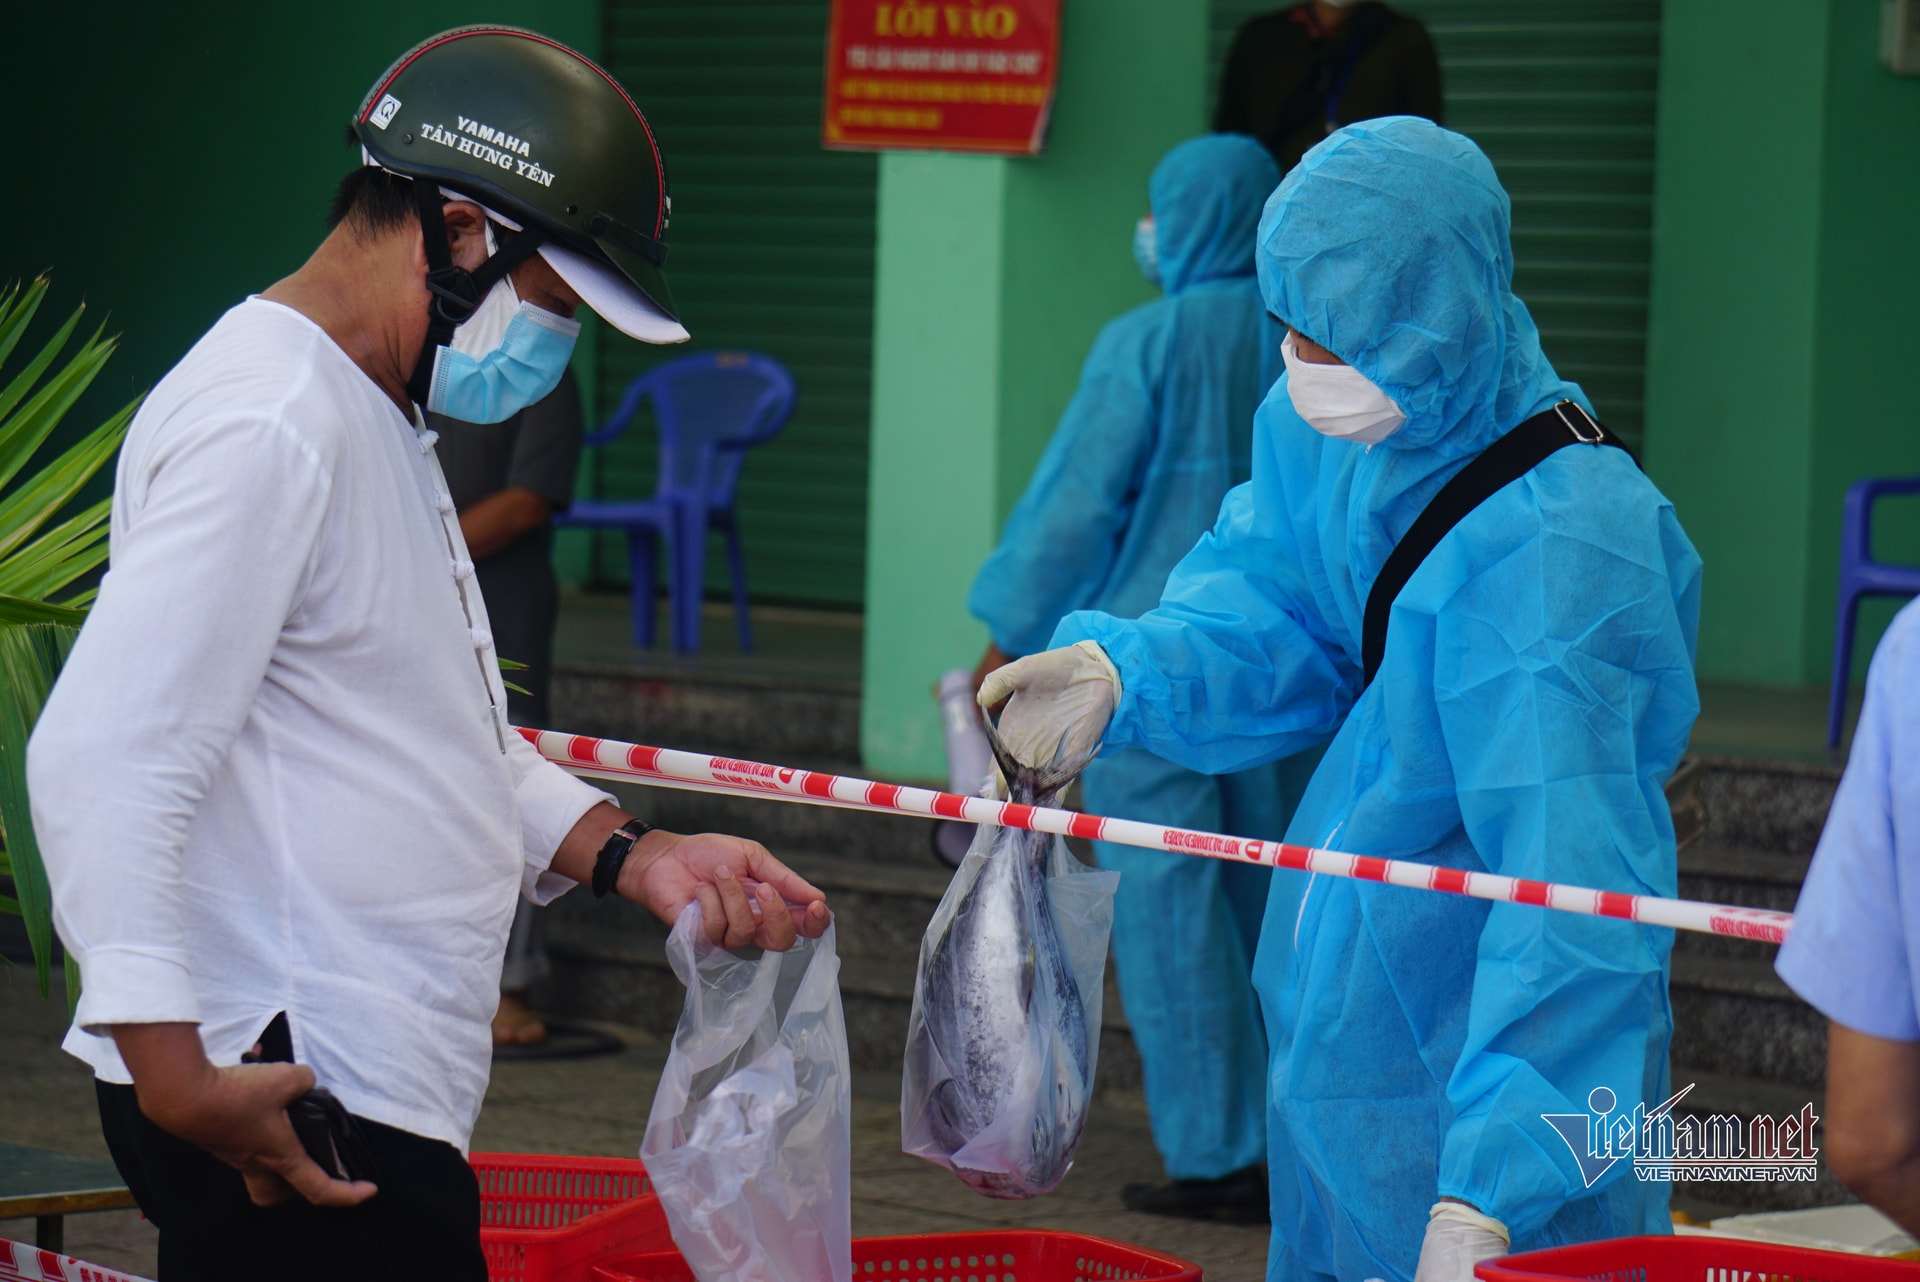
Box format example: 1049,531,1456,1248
28,411,334,1034
504,730,615,904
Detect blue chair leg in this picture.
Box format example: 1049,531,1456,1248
723,516,753,653
626,527,659,649
671,500,705,656
1828,585,1862,749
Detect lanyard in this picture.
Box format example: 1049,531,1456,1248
1296,4,1377,134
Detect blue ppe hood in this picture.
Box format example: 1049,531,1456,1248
1152,134,1279,296
1259,115,1583,456
967,134,1279,658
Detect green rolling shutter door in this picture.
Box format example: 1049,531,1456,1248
1209,0,1662,446
594,2,878,607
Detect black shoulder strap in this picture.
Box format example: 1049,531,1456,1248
1359,401,1635,688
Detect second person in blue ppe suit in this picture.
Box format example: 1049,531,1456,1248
967,134,1318,1224
980,117,1701,1281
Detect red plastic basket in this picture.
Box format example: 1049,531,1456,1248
1477,1235,1920,1281
473,1153,672,1282
589,1229,1201,1282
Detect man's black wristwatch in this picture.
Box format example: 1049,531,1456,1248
591,818,655,898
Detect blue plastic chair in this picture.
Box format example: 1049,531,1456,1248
559,351,796,654
1826,476,1920,746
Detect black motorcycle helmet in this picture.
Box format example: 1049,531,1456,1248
352,27,685,403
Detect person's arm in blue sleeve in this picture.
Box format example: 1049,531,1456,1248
967,315,1160,659
1777,603,1920,1038
1777,602,1920,1234
1050,393,1356,776
1430,489,1703,1239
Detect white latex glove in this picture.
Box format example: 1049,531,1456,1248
976,640,1120,777
1413,1201,1510,1282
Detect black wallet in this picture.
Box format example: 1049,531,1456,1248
243,1012,381,1183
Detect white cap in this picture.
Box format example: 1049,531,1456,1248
446,185,690,345
537,240,689,345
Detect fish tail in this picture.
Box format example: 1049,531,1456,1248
982,715,1102,803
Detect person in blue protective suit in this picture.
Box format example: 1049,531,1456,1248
967,133,1319,1224
978,117,1701,1282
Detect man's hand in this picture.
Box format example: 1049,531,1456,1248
621,828,830,951
552,803,830,950
111,1023,378,1209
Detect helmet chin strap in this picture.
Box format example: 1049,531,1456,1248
405,180,549,411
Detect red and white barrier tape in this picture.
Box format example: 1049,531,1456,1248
523,728,1793,945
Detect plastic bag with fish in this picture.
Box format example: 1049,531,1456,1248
900,732,1119,1198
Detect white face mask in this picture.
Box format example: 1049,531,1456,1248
450,267,520,357
1132,215,1160,288
1281,331,1406,444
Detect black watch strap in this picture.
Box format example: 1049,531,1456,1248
591,818,655,898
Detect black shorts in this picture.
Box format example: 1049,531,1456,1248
96,1078,486,1282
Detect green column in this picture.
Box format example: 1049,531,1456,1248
1644,0,1920,688
861,0,1210,780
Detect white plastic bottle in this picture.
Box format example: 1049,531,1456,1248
932,668,992,867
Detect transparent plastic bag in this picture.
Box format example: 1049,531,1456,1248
641,904,852,1282
900,807,1119,1198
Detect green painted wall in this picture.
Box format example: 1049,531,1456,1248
1803,0,1920,688
861,0,1209,780
1,1,599,499
1644,0,1920,688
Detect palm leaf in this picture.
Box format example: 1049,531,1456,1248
0,314,101,462
0,594,87,627
0,292,80,428
0,278,50,374
0,400,133,567
0,622,80,994
0,502,110,601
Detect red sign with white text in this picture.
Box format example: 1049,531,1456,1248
822,0,1062,155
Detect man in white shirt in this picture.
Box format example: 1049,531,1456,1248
26,28,828,1280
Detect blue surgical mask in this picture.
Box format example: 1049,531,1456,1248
1132,215,1161,289
425,252,580,424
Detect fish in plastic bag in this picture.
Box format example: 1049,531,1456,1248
642,904,852,1282
900,730,1119,1198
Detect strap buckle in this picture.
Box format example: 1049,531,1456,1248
424,266,481,327
1552,400,1605,444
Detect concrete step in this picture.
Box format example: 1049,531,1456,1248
1668,953,1825,1091
1664,1069,1851,1213
1673,843,1809,962
550,661,861,769
536,848,1144,1091
1692,756,1841,858
549,654,935,867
